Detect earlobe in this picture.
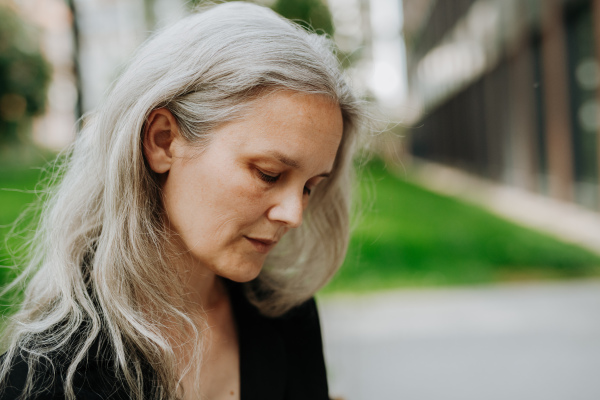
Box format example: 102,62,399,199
143,108,180,174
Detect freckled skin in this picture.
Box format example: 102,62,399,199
161,91,344,284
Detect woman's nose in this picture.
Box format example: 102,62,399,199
267,188,305,228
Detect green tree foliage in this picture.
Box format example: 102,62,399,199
0,5,51,142
188,0,334,36
271,0,334,36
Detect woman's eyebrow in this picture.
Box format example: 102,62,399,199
267,150,301,169
266,150,331,177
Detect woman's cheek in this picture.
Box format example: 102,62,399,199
238,169,270,200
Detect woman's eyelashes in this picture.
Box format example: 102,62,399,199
257,169,280,183
256,168,313,196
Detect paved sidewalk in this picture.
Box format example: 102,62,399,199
407,161,600,255
319,279,600,400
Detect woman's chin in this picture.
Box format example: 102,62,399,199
218,262,264,283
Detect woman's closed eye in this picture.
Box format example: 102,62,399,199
257,169,313,196
257,169,280,183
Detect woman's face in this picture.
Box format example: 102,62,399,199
161,91,344,283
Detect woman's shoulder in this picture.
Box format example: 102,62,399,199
0,350,58,399
0,347,130,400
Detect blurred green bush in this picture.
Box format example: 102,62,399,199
0,4,51,143
271,0,334,36
189,0,334,36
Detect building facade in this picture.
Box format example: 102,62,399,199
403,0,600,210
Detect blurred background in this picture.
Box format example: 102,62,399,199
1,0,600,399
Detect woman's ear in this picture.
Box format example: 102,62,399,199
143,108,180,174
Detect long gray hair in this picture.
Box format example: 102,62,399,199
0,2,365,399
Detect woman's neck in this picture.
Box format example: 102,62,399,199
183,261,228,311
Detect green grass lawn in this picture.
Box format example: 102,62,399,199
2,158,600,296
324,159,600,293
0,163,46,290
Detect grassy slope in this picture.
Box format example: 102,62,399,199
324,160,600,293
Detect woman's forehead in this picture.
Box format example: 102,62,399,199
200,91,343,170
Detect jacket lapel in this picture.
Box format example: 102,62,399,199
229,283,287,400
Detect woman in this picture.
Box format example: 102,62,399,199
0,2,364,399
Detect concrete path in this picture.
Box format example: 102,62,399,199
319,279,600,400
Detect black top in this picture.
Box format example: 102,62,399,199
0,284,329,399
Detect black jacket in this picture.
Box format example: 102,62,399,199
0,284,329,400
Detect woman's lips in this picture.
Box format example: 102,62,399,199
245,237,277,254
